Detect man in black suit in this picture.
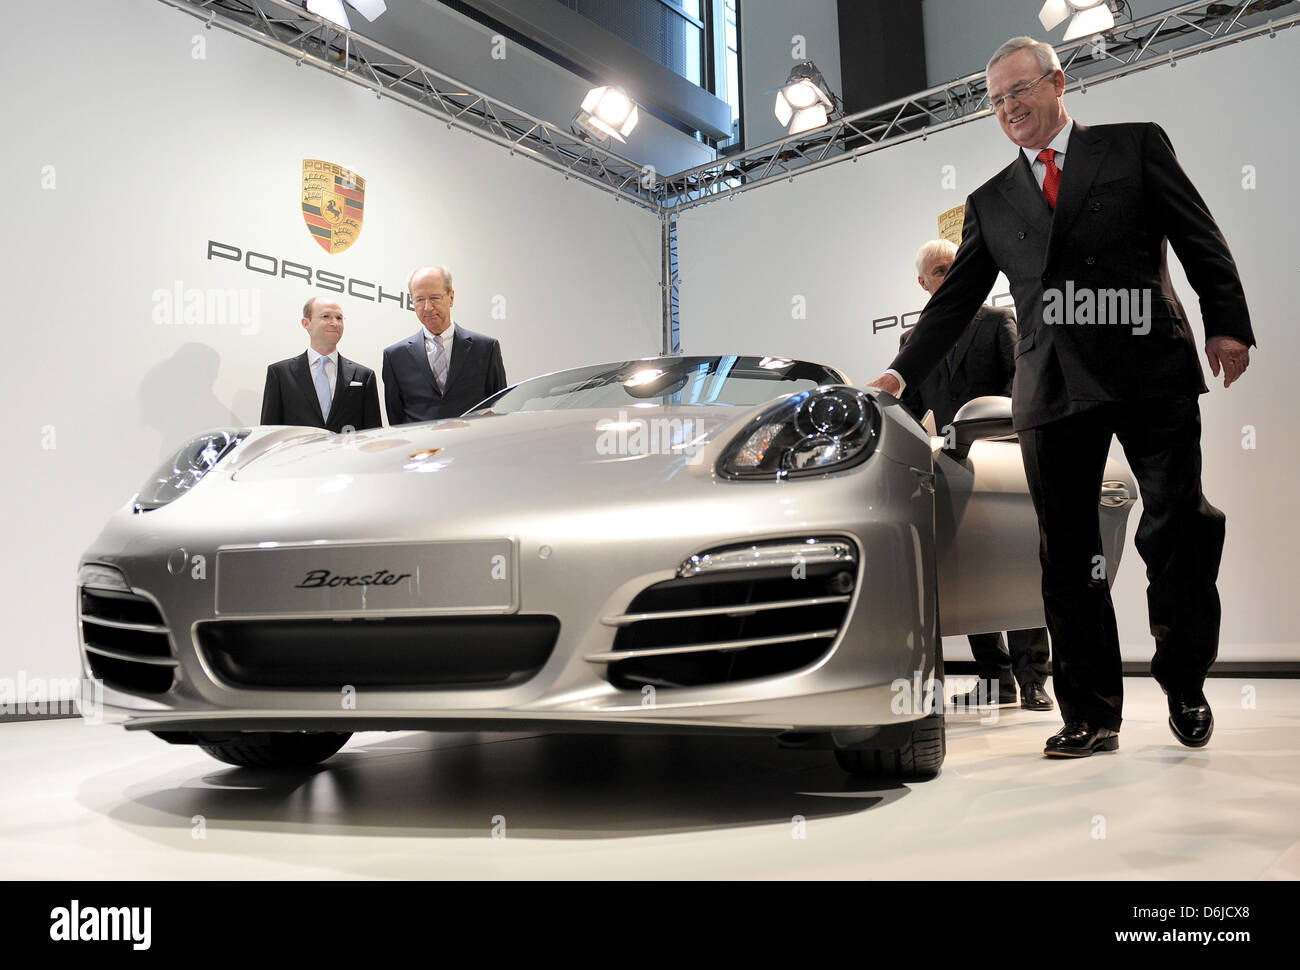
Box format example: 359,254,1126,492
260,296,382,432
900,238,1053,713
381,265,507,424
869,37,1254,758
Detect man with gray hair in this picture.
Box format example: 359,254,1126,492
899,238,1052,712
868,36,1255,757
381,265,507,424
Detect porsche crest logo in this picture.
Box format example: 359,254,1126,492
937,203,965,246
301,159,365,255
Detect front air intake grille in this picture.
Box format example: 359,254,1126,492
79,587,177,695
196,615,560,690
598,539,858,689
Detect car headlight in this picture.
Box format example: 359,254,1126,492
132,429,249,512
718,386,881,480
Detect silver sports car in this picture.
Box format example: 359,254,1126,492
77,355,1137,778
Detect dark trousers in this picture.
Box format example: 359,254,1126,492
969,628,1050,689
1017,396,1225,732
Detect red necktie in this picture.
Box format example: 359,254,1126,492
1037,148,1061,208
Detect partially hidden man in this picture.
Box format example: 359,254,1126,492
901,238,1053,713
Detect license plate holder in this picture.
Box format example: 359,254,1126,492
215,539,517,616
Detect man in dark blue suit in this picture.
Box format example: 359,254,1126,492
381,265,507,424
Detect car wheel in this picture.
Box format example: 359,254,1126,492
173,731,352,768
835,607,946,780
833,704,945,779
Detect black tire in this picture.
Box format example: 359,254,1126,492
835,604,946,779
833,703,945,779
190,731,352,768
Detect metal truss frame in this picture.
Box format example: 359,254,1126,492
155,0,1298,355
661,212,680,354
657,0,1300,214
157,0,659,211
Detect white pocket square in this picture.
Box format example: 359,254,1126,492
349,380,363,386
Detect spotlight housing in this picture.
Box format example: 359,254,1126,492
571,85,640,143
304,0,388,30
774,62,836,135
1038,0,1116,41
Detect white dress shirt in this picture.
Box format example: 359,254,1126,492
307,347,339,397
1021,118,1073,189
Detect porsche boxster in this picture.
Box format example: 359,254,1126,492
76,355,1137,778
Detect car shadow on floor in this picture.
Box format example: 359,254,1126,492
99,731,928,839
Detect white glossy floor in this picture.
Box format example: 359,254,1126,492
2,676,1297,880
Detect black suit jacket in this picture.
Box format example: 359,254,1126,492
890,122,1255,430
899,304,1016,431
260,352,382,432
381,324,507,424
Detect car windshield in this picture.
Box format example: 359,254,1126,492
469,356,847,413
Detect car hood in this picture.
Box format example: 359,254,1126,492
231,407,756,489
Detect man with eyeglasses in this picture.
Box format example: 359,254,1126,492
867,36,1255,758
381,265,508,424
260,295,382,432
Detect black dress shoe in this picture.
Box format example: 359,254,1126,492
1165,688,1213,747
950,679,1017,709
1044,720,1119,758
1019,682,1055,711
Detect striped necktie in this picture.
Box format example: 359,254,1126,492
430,333,448,394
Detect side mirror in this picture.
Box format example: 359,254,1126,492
944,396,1015,459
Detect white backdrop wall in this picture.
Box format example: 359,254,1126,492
678,29,1300,662
2,0,662,683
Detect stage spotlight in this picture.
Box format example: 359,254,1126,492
304,0,387,31
774,62,836,135
1038,0,1116,40
571,85,640,143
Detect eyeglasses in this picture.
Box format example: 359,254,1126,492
990,72,1052,111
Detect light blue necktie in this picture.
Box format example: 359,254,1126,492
430,334,448,394
315,355,332,420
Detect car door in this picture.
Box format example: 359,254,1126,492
933,436,1137,636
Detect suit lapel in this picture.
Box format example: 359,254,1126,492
995,153,1053,237
445,327,473,393
405,331,437,390
291,351,326,424
1046,122,1106,266
326,355,356,424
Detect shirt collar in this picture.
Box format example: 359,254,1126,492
1021,118,1074,166
307,347,339,367
424,320,456,346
